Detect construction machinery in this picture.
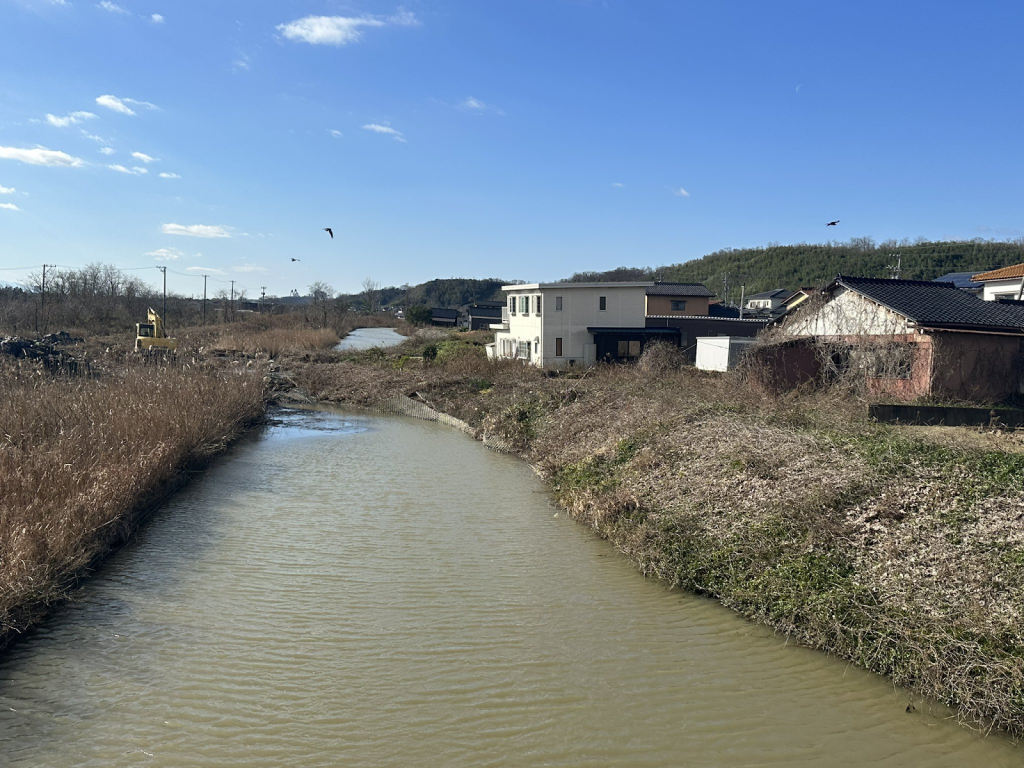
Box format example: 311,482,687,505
135,308,177,352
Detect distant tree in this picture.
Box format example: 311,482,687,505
308,281,334,326
360,278,382,313
406,305,432,325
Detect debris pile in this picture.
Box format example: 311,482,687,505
0,334,87,375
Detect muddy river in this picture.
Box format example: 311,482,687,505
0,408,1018,766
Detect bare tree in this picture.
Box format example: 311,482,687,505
308,281,334,326
360,278,382,314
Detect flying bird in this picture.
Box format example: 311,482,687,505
826,220,840,226
291,258,300,262
323,227,333,239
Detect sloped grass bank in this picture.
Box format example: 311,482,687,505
291,341,1024,736
0,357,268,648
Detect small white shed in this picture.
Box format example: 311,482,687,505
695,336,757,372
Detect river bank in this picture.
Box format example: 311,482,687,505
5,319,1024,737
287,333,1024,737
0,316,395,651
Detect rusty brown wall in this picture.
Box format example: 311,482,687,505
645,295,710,317
929,332,1024,403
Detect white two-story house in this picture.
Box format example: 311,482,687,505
488,281,711,368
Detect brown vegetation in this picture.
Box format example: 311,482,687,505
0,349,268,647
290,333,1024,736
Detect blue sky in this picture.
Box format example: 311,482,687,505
2,1,1024,298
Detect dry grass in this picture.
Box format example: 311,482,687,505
290,334,1024,736
0,356,268,643
212,326,339,358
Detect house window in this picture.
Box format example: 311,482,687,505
671,300,687,311
599,296,607,311
520,296,530,314
518,341,531,359
555,337,563,356
555,296,563,311
616,340,642,358
536,296,542,315
509,296,516,315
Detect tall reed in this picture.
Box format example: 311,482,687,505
0,358,267,641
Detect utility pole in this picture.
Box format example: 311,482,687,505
886,254,902,280
260,286,267,314
202,274,208,325
157,266,167,327
39,263,56,334
230,280,235,322
739,284,746,319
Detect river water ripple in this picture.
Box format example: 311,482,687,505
0,407,1018,767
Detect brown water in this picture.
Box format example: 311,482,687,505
0,407,1019,767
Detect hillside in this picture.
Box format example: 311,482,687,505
340,278,513,310
569,238,1024,301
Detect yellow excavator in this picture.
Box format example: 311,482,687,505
135,308,177,352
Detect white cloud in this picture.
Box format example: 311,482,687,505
151,13,164,23
158,171,180,179
276,11,418,46
329,129,343,138
0,185,15,194
131,151,158,163
95,94,158,115
0,203,19,211
145,247,184,261
98,1,129,12
674,187,690,197
46,111,97,128
109,164,148,175
99,147,116,155
363,122,406,142
81,131,107,142
162,223,231,238
611,182,625,188
232,53,251,73
234,263,268,273
186,266,226,274
460,97,486,111
0,146,84,167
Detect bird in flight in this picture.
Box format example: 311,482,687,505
323,227,334,239
291,258,300,262
826,220,840,226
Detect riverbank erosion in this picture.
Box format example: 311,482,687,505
0,354,269,650
290,336,1024,736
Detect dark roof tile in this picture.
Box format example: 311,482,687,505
646,282,715,297
837,275,1024,332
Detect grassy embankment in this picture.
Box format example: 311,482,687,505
0,314,357,649
288,331,1024,737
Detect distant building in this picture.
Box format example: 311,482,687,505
430,308,461,327
934,271,985,296
487,280,753,368
760,275,1024,402
465,301,504,331
744,289,795,312
972,264,1024,301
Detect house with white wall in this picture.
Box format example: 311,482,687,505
972,264,1024,301
488,281,714,368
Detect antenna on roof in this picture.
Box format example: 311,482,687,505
886,253,902,280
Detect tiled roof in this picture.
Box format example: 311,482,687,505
745,288,792,301
431,308,460,318
934,272,984,290
973,264,1024,281
645,282,715,297
836,275,1024,332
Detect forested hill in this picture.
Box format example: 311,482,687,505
346,277,512,309
567,239,1024,301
